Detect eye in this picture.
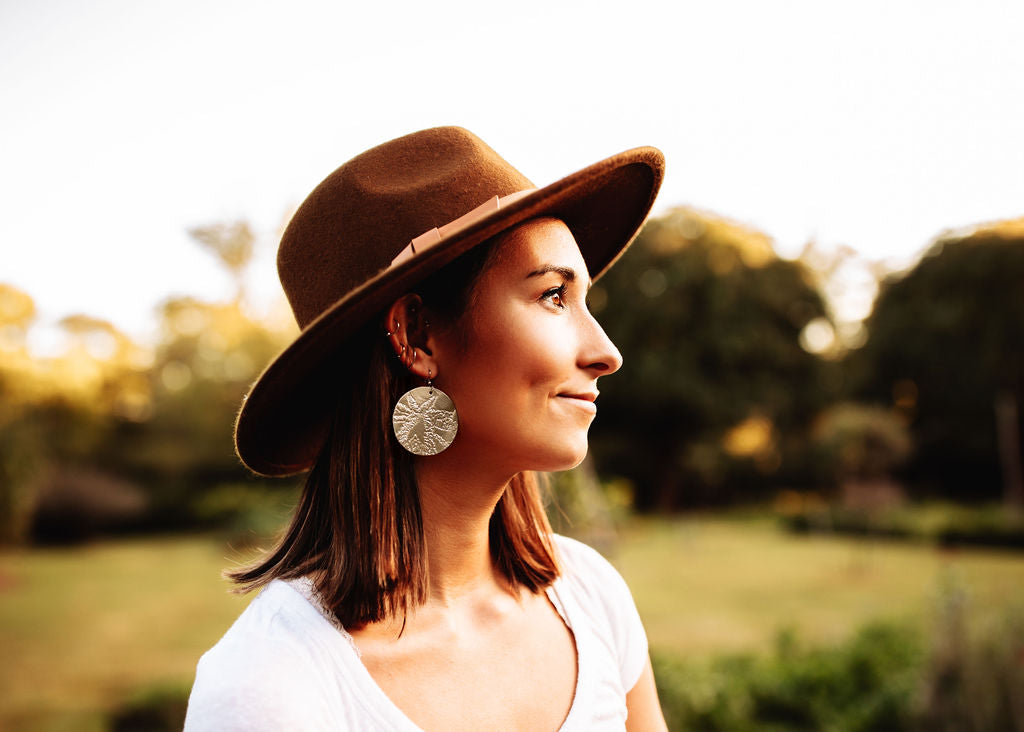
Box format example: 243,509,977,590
541,284,567,309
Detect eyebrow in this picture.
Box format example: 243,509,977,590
525,265,592,289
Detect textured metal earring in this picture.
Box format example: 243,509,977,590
392,368,459,456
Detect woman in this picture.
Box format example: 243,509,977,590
185,127,667,730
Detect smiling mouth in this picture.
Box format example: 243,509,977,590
556,393,599,413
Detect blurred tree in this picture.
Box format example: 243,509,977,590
0,221,300,542
56,314,153,421
810,402,911,513
0,284,37,541
0,290,143,541
811,403,911,483
590,207,833,510
103,295,292,525
0,282,36,352
849,219,1024,505
188,221,255,302
101,215,294,529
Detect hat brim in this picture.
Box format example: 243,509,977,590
235,146,664,476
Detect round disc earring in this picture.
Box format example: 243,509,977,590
392,369,459,456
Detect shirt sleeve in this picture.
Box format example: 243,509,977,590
184,629,333,731
552,535,649,692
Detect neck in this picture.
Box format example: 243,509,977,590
413,444,514,604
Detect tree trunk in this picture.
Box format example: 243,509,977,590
994,391,1024,514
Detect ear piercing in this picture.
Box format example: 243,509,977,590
390,320,419,367
398,344,417,367
389,318,428,336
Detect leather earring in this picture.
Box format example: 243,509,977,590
392,368,459,456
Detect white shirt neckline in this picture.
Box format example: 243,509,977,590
279,572,593,732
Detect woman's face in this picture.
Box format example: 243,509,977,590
430,217,622,475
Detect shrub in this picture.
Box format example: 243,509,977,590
28,464,147,545
108,682,190,732
811,402,911,484
655,595,1024,731
916,579,1024,731
654,621,923,731
192,481,299,546
779,501,1024,551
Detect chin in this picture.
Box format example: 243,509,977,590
531,439,590,473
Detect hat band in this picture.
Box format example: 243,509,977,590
389,189,536,269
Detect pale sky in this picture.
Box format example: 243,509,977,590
3,0,1023,354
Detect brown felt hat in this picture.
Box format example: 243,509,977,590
235,126,664,476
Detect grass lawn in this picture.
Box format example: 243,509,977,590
614,515,1024,658
0,535,254,730
3,517,1024,729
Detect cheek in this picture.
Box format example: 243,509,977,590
494,325,572,393
446,329,566,422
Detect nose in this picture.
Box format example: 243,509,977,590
579,311,623,375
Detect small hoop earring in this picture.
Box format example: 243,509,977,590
392,367,459,456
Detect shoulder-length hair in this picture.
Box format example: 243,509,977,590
228,235,560,629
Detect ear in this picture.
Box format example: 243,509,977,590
384,294,439,381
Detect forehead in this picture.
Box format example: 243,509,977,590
487,217,586,275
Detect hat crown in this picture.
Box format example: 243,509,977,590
278,127,533,329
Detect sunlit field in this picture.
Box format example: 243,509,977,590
0,536,249,730
615,516,1024,657
3,516,1024,729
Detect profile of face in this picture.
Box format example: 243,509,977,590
426,217,623,476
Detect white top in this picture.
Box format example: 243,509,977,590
184,534,648,730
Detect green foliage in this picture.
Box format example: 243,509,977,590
0,293,294,543
591,208,833,509
28,465,147,545
0,387,44,542
850,230,1024,500
656,606,1024,731
916,573,1024,732
811,402,911,482
0,227,299,544
780,500,1024,550
108,681,190,732
93,297,292,533
0,391,116,543
193,481,300,545
544,459,631,553
654,621,923,731
139,297,284,472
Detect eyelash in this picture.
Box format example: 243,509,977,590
541,284,568,309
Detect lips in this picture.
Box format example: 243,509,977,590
555,391,599,414
557,392,598,402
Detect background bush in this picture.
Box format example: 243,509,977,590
654,621,922,732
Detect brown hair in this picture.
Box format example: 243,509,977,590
229,235,559,629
